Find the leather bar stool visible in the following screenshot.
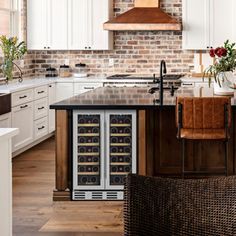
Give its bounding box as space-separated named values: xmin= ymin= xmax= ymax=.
xmin=176 ymin=97 xmax=232 ymax=178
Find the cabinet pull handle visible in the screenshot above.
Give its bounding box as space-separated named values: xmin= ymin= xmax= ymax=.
xmin=38 ymin=126 xmax=45 ymax=130
xmin=19 ymin=95 xmax=27 ymax=99
xmin=20 ymin=105 xmax=28 ymax=109
xmin=38 ymin=91 xmax=44 ymax=94
xmin=84 ymin=87 xmax=95 ymax=90
xmin=38 ymin=106 xmax=45 ymax=110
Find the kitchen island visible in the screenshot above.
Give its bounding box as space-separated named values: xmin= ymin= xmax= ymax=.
xmin=50 ymin=87 xmax=236 ymax=201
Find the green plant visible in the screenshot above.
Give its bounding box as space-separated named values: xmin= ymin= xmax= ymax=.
xmin=204 ymin=40 xmax=236 ymax=86
xmin=0 ymin=36 xmax=27 ymax=81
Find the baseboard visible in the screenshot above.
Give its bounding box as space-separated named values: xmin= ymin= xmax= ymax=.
xmin=12 ymin=132 xmax=55 ymax=157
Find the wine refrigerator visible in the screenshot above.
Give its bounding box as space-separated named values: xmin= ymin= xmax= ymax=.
xmin=73 ymin=110 xmax=136 ymax=200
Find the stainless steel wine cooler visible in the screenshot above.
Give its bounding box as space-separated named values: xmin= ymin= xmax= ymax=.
xmin=73 ymin=110 xmax=136 ymax=200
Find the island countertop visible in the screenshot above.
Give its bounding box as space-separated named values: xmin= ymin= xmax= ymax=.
xmin=50 ymin=86 xmax=236 ymax=110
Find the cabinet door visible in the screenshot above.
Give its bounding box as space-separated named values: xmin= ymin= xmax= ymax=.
xmin=68 ymin=0 xmax=88 ymax=50
xmin=27 ymin=0 xmax=48 ymax=50
xmin=0 ymin=113 xmax=11 ymax=128
xmin=89 ymin=0 xmax=113 ymax=50
xmin=105 ymin=111 xmax=137 ymax=190
xmin=182 ymin=0 xmax=210 ymax=50
xmin=210 ymin=0 xmax=236 ymax=47
xmin=48 ymin=83 xmax=56 ymax=133
xmin=56 ymin=83 xmax=74 ymax=102
xmin=12 ymin=102 xmax=34 ymax=152
xmin=73 ymin=111 xmax=105 ymax=193
xmin=49 ymin=0 xmax=68 ymax=49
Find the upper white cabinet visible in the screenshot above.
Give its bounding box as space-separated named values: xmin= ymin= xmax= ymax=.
xmin=209 ymin=0 xmax=236 ymax=48
xmin=27 ymin=0 xmax=68 ymax=50
xmin=27 ymin=0 xmax=47 ymax=50
xmin=68 ymin=0 xmax=113 ymax=50
xmin=27 ymin=0 xmax=113 ymax=50
xmin=182 ymin=0 xmax=236 ymax=50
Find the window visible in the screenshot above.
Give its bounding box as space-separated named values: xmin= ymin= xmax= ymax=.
xmin=0 ymin=0 xmax=20 ymax=37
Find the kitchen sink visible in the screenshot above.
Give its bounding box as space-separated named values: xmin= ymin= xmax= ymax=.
xmin=0 ymin=93 xmax=11 ymax=116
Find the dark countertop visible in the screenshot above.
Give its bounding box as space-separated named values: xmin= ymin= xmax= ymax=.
xmin=50 ymin=87 xmax=236 ymax=110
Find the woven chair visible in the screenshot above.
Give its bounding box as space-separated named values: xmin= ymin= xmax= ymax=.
xmin=124 ymin=174 xmax=236 ymax=236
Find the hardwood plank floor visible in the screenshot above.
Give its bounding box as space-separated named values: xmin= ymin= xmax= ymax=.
xmin=13 ymin=137 xmax=123 ymax=236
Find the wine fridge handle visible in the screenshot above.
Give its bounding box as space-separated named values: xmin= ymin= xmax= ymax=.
xmin=104 ymin=119 xmax=107 ymax=180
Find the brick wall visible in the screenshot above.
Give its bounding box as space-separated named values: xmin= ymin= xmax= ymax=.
xmin=1 ymin=0 xmax=195 ymax=80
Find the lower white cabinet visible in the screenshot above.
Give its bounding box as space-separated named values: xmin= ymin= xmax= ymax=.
xmin=34 ymin=117 xmax=48 ymax=140
xmin=74 ymin=83 xmax=103 ymax=95
xmin=34 ymin=97 xmax=48 ymax=120
xmin=12 ymin=102 xmax=34 ymax=152
xmin=0 ymin=113 xmax=11 ymax=128
xmin=56 ymin=82 xmax=74 ymax=102
xmin=48 ymin=83 xmax=56 ymax=133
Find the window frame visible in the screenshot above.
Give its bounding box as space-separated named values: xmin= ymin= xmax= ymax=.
xmin=0 ymin=0 xmax=20 ymax=37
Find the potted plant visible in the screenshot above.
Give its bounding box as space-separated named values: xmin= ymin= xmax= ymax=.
xmin=0 ymin=36 xmax=27 ymax=83
xmin=204 ymin=40 xmax=236 ymax=95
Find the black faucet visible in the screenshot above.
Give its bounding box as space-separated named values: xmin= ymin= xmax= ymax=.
xmin=159 ymin=60 xmax=167 ymax=106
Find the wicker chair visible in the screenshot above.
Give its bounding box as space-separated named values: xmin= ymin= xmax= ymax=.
xmin=124 ymin=174 xmax=236 ymax=236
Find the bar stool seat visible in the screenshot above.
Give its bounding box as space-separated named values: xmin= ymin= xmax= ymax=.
xmin=176 ymin=97 xmax=232 ymax=178
xmin=180 ymin=128 xmax=227 ymax=140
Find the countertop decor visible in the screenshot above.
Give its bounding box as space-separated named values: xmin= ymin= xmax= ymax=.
xmin=0 ymin=36 xmax=27 ymax=84
xmin=204 ymin=40 xmax=236 ymax=95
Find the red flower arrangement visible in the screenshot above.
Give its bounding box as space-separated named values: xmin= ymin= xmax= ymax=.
xmin=210 ymin=47 xmax=227 ymax=58
xmin=204 ymin=40 xmax=236 ymax=86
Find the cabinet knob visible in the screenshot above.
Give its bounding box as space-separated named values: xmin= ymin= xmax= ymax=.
xmin=49 ymin=85 xmax=52 ymax=88
xmin=207 ymin=46 xmax=209 ymax=49
xmin=48 ymin=47 xmax=50 ymax=49
xmin=88 ymin=47 xmax=91 ymax=49
xmin=44 ymin=46 xmax=46 ymax=49
xmin=85 ymin=47 xmax=87 ymax=49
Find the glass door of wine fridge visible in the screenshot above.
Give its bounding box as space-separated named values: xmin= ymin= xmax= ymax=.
xmin=73 ymin=111 xmax=105 ymax=191
xmin=105 ymin=111 xmax=137 ymax=190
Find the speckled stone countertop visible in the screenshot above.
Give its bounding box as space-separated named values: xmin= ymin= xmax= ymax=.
xmin=50 ymin=86 xmax=211 ymax=110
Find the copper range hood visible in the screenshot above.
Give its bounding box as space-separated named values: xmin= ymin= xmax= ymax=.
xmin=104 ymin=0 xmax=182 ymax=31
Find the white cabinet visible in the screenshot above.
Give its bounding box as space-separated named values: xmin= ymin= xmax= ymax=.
xmin=68 ymin=0 xmax=113 ymax=50
xmin=56 ymin=83 xmax=74 ymax=102
xmin=182 ymin=0 xmax=236 ymax=50
xmin=209 ymin=0 xmax=236 ymax=48
xmin=0 ymin=113 xmax=11 ymax=128
xmin=182 ymin=0 xmax=210 ymax=50
xmin=27 ymin=0 xmax=68 ymax=50
xmin=12 ymin=102 xmax=34 ymax=152
xmin=49 ymin=0 xmax=68 ymax=49
xmin=28 ymin=0 xmax=113 ymax=50
xmin=27 ymin=0 xmax=47 ymax=50
xmin=48 ymin=83 xmax=56 ymax=133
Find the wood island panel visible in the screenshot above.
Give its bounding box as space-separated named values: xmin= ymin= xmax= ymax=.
xmin=54 ymin=110 xmax=71 ymax=201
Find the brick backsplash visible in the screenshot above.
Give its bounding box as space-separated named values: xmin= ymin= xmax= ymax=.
xmin=1 ymin=0 xmax=195 ymax=80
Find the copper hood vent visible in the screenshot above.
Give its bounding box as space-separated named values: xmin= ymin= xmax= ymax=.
xmin=104 ymin=0 xmax=182 ymax=31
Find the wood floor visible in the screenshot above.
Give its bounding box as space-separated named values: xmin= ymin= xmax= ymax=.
xmin=13 ymin=137 xmax=123 ymax=236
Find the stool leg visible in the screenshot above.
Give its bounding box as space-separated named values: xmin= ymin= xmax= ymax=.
xmin=225 ymin=141 xmax=228 ymax=176
xmin=182 ymin=139 xmax=185 ymax=179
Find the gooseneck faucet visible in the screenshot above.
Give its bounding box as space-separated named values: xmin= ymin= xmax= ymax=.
xmin=160 ymin=60 xmax=167 ymax=106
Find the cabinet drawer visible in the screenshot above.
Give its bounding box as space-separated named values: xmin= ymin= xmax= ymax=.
xmin=12 ymin=89 xmax=34 ymax=107
xmin=74 ymin=83 xmax=102 ymax=95
xmin=34 ymin=85 xmax=48 ymax=100
xmin=34 ymin=98 xmax=48 ymax=120
xmin=34 ymin=117 xmax=48 ymax=140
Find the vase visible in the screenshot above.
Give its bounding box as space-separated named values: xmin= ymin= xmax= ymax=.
xmin=214 ymin=71 xmax=235 ymax=96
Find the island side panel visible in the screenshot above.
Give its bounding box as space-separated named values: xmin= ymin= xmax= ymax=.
xmin=54 ymin=110 xmax=71 ymax=201
xmin=153 ymin=107 xmax=235 ymax=176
